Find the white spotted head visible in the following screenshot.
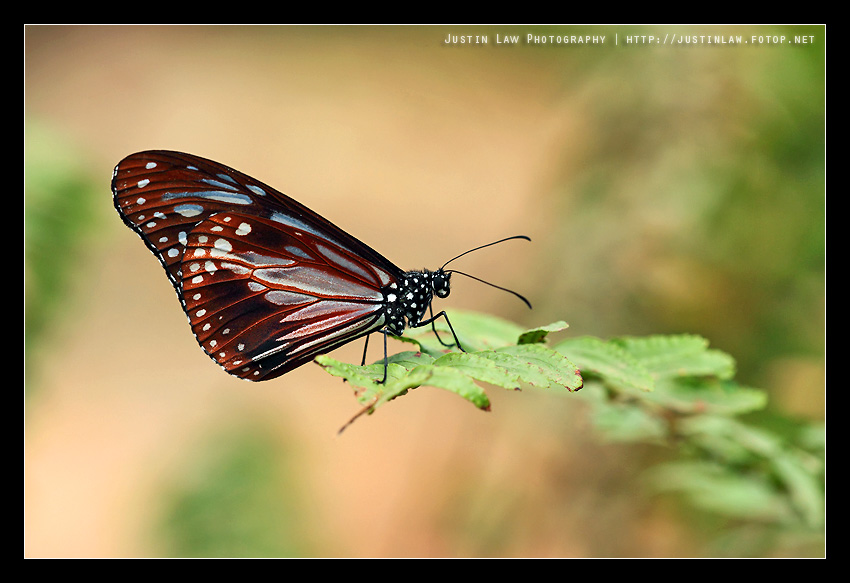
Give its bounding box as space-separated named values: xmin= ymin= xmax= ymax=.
xmin=432 ymin=269 xmax=451 ymax=299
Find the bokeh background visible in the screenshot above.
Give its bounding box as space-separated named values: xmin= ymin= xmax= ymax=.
xmin=24 ymin=25 xmax=825 ymax=557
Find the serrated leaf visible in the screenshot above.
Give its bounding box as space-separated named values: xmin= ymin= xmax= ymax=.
xmin=613 ymin=334 xmax=736 ymax=380
xmin=652 ymin=378 xmax=767 ymax=415
xmin=407 ymin=364 xmax=492 ymax=410
xmin=517 ymin=321 xmax=569 ymax=345
xmin=318 ymin=314 xmax=588 ymax=431
xmin=384 ymin=350 xmax=435 ymax=368
xmin=555 ymin=336 xmax=655 ymax=393
xmin=315 ymin=355 xmax=385 ymax=391
xmin=336 ymin=362 xmax=492 ymax=434
xmin=488 ymin=344 xmax=583 ymax=391
xmin=379 ymin=366 xmax=434 ymax=402
xmin=433 ymin=351 xmax=520 ymax=390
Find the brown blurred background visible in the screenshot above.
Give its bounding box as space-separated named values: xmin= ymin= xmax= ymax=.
xmin=24 ymin=25 xmax=825 ymax=557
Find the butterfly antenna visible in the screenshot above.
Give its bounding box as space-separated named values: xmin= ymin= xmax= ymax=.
xmin=443 ymin=270 xmax=532 ymax=309
xmin=439 ymin=235 xmax=532 ymax=308
xmin=440 ymin=235 xmax=531 ymax=270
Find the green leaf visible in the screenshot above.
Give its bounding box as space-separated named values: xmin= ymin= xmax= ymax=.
xmin=324 ymin=355 xmax=494 ymax=434
xmin=517 ymin=321 xmax=569 ymax=345
xmin=317 ymin=350 xmax=498 ymax=425
xmin=317 ymin=315 xmax=825 ymax=539
xmin=316 ymin=314 xmax=583 ymax=430
xmin=488 ymin=344 xmax=583 ymax=391
xmin=555 ymin=336 xmax=655 ymax=393
xmin=432 ymin=352 xmax=521 ymax=391
xmin=580 ymin=382 xmax=668 ymax=442
xmin=646 ymin=461 xmax=795 ymax=523
xmin=770 ymin=452 xmax=825 ymax=528
xmin=613 ymin=334 xmax=736 ymax=380
xmin=386 ymin=350 xmax=436 ymax=368
xmin=314 ymin=356 xmax=404 ymax=405
xmin=678 ymin=415 xmax=824 ymax=528
xmin=406 ymin=364 xmax=492 ymax=410
xmin=644 ymin=378 xmax=768 ymax=415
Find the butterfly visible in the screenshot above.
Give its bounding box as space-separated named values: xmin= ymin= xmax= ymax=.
xmin=112 ymin=150 xmax=530 ymax=382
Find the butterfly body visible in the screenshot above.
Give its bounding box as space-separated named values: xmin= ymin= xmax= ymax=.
xmin=385 ymin=269 xmax=451 ymax=336
xmin=112 ymin=150 xmax=461 ymax=382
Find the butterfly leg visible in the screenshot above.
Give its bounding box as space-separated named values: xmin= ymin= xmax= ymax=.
xmin=360 ymin=334 xmax=371 ymax=366
xmin=416 ymin=311 xmax=465 ymax=353
xmin=360 ymin=332 xmax=389 ymax=384
xmin=428 ymin=304 xmax=456 ymax=348
xmin=379 ymin=329 xmax=389 ymax=384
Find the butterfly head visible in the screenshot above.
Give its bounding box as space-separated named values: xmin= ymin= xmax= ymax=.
xmin=432 ymin=269 xmax=451 ymax=299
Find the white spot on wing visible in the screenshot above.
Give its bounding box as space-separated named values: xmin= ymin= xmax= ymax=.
xmin=174 ymin=204 xmax=203 ymax=218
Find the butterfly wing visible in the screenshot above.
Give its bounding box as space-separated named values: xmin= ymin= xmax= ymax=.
xmin=112 ymin=150 xmax=401 ymax=292
xmin=112 ymin=150 xmax=402 ymax=380
xmin=180 ymin=211 xmax=391 ymax=380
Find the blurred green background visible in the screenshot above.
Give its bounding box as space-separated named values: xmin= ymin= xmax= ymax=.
xmin=24 ymin=25 xmax=824 ymax=557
